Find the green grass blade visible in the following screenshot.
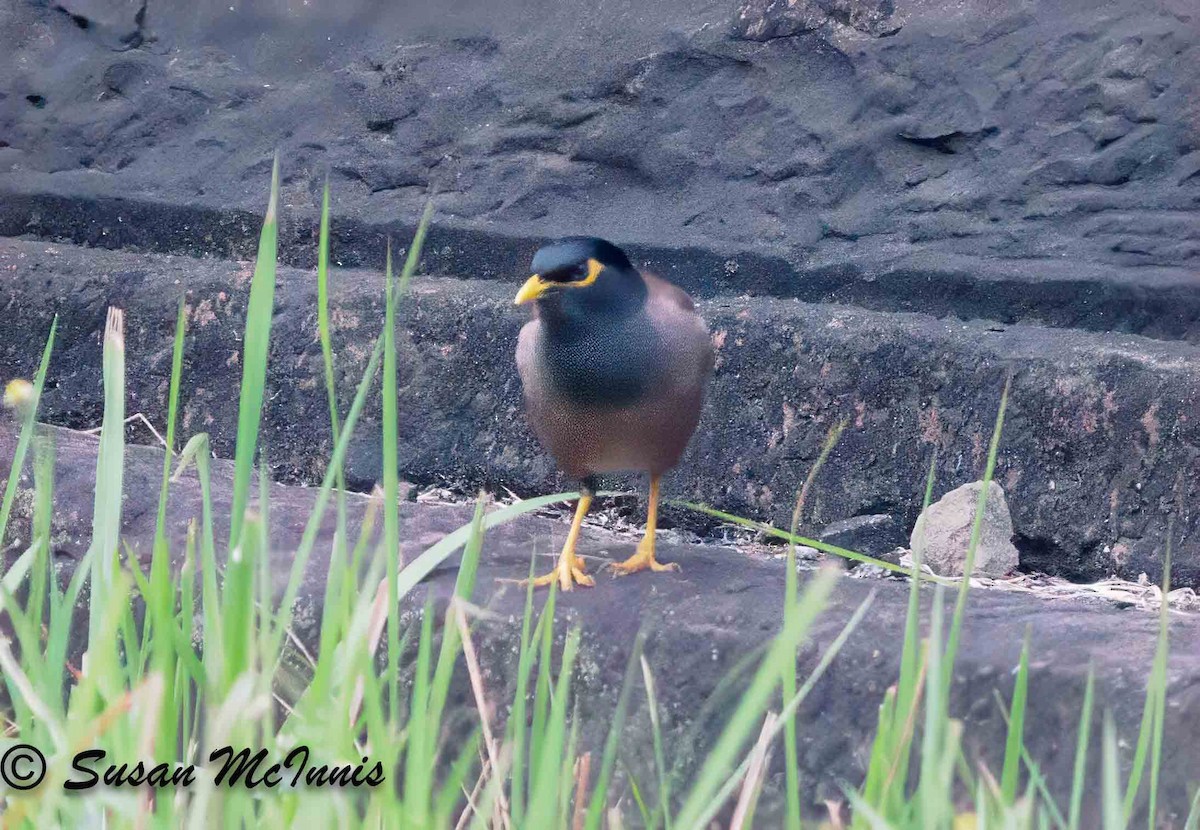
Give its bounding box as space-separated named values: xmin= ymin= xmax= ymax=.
xmin=397 ymin=201 xmax=434 ymax=297
xmin=674 ymin=567 xmax=838 ymax=830
xmin=694 ymin=590 xmax=875 ymax=829
xmin=1130 ymin=530 xmax=1171 ymax=826
xmin=509 ymin=550 xmax=540 ymax=826
xmin=383 ymin=240 xmax=402 ymax=719
xmin=380 ymin=203 xmax=432 ymax=717
xmin=531 ymin=584 xmax=559 ymax=797
xmin=783 ymin=420 xmax=845 ymax=830
xmin=265 ymin=332 xmax=384 ymax=663
xmin=316 ymin=179 xmax=343 ymax=457
xmin=858 ymin=452 xmax=937 ymax=820
xmin=1068 ymin=666 xmax=1096 ymax=830
xmin=1001 ymin=627 xmax=1031 ymax=803
xmin=151 ymin=298 xmax=187 ymax=548
xmin=670 ymin=501 xmax=942 ymax=581
xmin=403 ymin=592 xmax=437 ymax=828
xmin=222 ymin=506 xmax=259 ymax=684
xmin=888 ymin=451 xmax=938 ymax=815
xmin=584 ymin=634 xmax=644 ymax=830
xmin=1122 ymin=542 xmax=1171 ymax=822
xmin=0 ymin=316 xmax=56 ymax=546
xmin=87 ymin=307 xmax=126 ymax=646
xmin=994 ymin=692 xmax=1068 ymax=830
xmin=148 ymin=297 xmax=186 ymax=758
xmin=26 ymin=433 xmax=54 ymax=654
xmin=311 ymin=177 xmax=351 ymax=706
xmin=943 ymin=376 xmax=1010 ymax=695
xmin=643 ymin=655 xmax=673 ymax=830
xmin=626 ymin=762 xmax=655 ymax=828
xmin=174 ymin=433 xmax=224 ymax=685
xmin=844 ymin=786 xmax=903 ymax=830
xmin=528 ymin=627 xmax=582 ymax=829
xmin=918 ymin=585 xmax=947 ymax=829
xmin=561 ymin=701 xmax=582 ymax=824
xmin=395 ymin=492 xmax=586 ymax=597
xmin=228 ymin=153 xmax=279 ymax=550
xmin=1103 ymin=711 xmax=1126 ymax=830
xmin=435 ymin=727 xmax=481 ymax=827
xmin=1185 ymin=787 xmax=1200 ymax=830
xmin=426 ymin=494 xmax=487 ymax=738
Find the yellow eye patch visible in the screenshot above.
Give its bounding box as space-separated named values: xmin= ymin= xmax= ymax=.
xmin=579 ymin=257 xmax=603 ymax=287
xmin=513 ymin=258 xmax=605 ymax=304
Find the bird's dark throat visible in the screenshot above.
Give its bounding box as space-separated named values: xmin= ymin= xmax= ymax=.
xmin=540 ymin=308 xmax=663 ymax=408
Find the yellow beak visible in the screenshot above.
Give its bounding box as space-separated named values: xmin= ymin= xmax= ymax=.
xmin=514 ymin=274 xmax=552 ymax=305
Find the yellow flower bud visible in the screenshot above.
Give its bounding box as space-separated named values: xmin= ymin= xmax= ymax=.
xmin=3 ymin=378 xmax=34 ymax=412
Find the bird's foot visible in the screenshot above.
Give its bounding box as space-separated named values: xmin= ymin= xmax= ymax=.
xmin=608 ymin=538 xmax=679 ymax=576
xmin=524 ymin=553 xmax=595 ymax=591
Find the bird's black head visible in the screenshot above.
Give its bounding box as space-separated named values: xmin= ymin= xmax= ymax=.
xmin=514 ymin=237 xmax=646 ymax=320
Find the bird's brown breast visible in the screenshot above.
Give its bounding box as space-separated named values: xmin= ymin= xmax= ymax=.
xmin=516 ymin=271 xmax=713 ymax=479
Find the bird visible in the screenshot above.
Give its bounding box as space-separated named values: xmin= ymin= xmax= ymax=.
xmin=514 ymin=237 xmax=714 ymax=590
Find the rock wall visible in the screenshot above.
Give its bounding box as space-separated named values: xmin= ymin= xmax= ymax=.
xmin=3 ymin=0 xmax=1197 ymax=273
xmin=1 ymin=0 xmax=1197 ymax=583
xmin=2 ymin=239 xmax=1197 ymax=587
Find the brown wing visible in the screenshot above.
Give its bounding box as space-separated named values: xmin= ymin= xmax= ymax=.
xmin=642 ymin=270 xmax=715 ymax=380
xmin=642 ymin=270 xmax=696 ymax=312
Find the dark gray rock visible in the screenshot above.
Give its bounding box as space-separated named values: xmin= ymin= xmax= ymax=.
xmin=818 ymin=513 xmax=906 ymax=559
xmin=1 ymin=0 xmax=1197 ymax=815
xmin=1 ymin=238 xmax=1198 ymax=589
xmin=3 ymin=422 xmax=1200 ymax=824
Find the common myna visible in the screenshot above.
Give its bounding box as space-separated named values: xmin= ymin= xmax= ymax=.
xmin=514 ymin=237 xmax=714 ymax=590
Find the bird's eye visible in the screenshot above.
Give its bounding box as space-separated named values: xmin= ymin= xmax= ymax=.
xmin=544 ymin=264 xmax=587 ymax=283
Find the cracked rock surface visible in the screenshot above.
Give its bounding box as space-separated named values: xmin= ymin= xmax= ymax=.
xmin=2 ymin=0 xmax=1198 ymax=289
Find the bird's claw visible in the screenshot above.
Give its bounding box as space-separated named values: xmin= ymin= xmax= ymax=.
xmin=523 ymin=557 xmax=594 ymax=591
xmin=608 ymin=543 xmax=680 ymax=576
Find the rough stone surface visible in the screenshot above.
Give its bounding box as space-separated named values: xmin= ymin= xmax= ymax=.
xmin=2 ymin=238 xmax=1197 ymax=588
xmin=912 ymin=481 xmax=1020 ymax=577
xmin=734 ymin=0 xmax=901 ymax=41
xmin=3 ymin=422 xmax=1200 ymax=824
xmin=1 ymin=0 xmax=1198 ymax=817
xmin=1 ymin=0 xmax=1199 ymax=341
xmin=818 ymin=513 xmax=906 ymax=559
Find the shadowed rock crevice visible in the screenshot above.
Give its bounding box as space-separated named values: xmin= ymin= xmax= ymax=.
xmin=1014 ymin=533 xmax=1110 ymax=584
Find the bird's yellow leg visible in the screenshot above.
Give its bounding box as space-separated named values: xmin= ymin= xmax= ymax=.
xmin=610 ymin=476 xmax=680 ymax=576
xmin=525 ymin=495 xmax=595 ymax=590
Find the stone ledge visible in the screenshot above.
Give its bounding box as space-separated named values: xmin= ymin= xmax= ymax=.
xmin=1 ymin=238 xmax=1196 ymax=585
xmin=2 ymin=184 xmax=1198 ymax=344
